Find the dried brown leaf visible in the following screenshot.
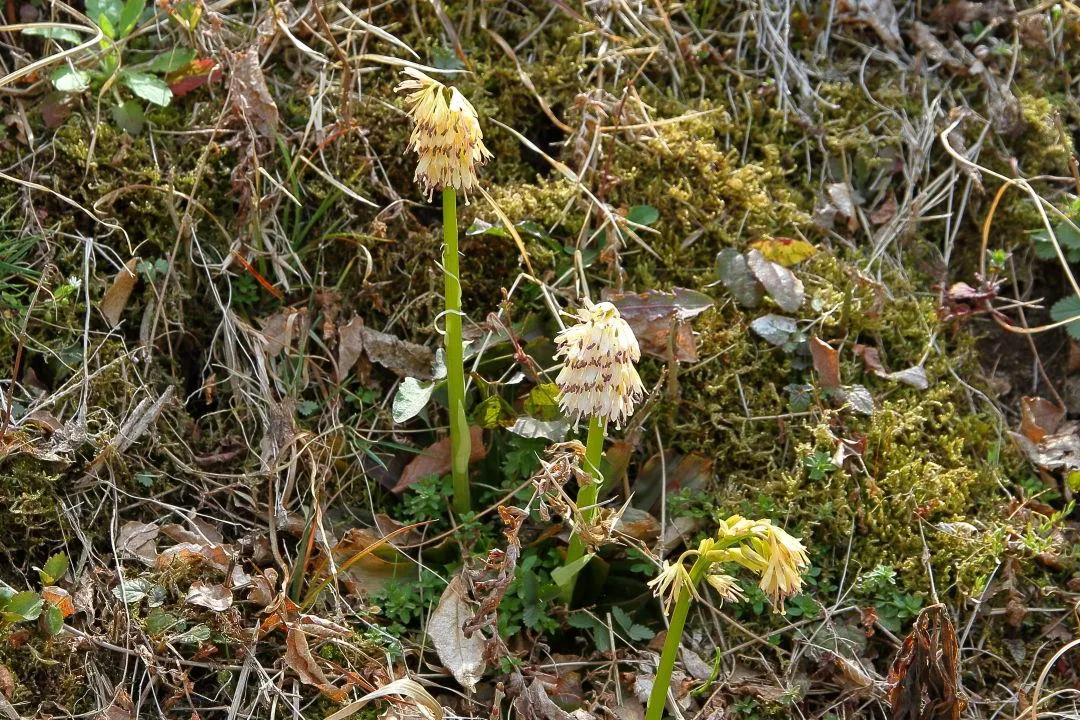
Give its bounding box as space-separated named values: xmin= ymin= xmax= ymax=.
xmin=746 ymin=250 xmax=804 ymax=312
xmin=602 ymin=287 xmax=713 ymax=362
xmin=230 ymin=47 xmax=278 ymax=138
xmin=810 ymin=337 xmax=841 ymax=390
xmin=837 ymin=0 xmax=902 ymax=49
xmin=908 ymin=22 xmax=967 ymax=73
xmin=429 ymin=574 xmax=487 ymax=692
xmin=260 ymin=308 xmax=310 ymax=356
xmin=1020 ymin=396 xmax=1065 ymax=443
xmin=284 ymin=625 xmax=330 ymax=687
xmin=185 ymin=581 xmax=233 ymax=612
xmin=116 ymin=521 xmax=159 ymax=565
xmin=359 ymin=324 xmax=435 ymax=379
xmin=887 ymin=604 xmax=964 ymax=720
xmin=393 ymin=427 xmax=487 ymax=493
xmin=100 ymin=258 xmax=138 ymax=327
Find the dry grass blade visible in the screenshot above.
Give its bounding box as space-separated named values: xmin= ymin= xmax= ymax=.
xmin=324 ymin=677 xmax=444 ymax=720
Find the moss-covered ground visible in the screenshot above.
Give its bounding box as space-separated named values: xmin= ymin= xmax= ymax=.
xmin=0 ymin=1 xmax=1077 ymax=718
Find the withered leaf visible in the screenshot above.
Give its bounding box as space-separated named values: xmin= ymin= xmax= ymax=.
xmin=230 ymin=47 xmax=278 ymax=138
xmin=184 ymin=581 xmax=233 ymax=612
xmin=116 ymin=521 xmax=159 ymax=565
xmin=837 ymin=0 xmax=902 ymax=49
xmin=284 ymin=626 xmax=331 ymax=687
xmin=716 ymin=248 xmax=763 ymax=308
xmin=429 ymin=574 xmax=487 ymax=692
xmin=393 ymin=426 xmax=487 ymax=493
xmin=100 ymin=258 xmax=138 ymax=327
xmin=1020 ymin=396 xmax=1065 ymax=444
xmin=602 ymin=287 xmax=713 ymax=362
xmin=338 ymin=317 xmax=435 ymax=380
xmin=908 ymin=22 xmax=967 ymax=73
xmin=260 ymin=308 xmax=310 ymax=356
xmin=810 ymin=337 xmax=841 ymax=390
xmin=887 ymin=604 xmax=964 ymax=720
xmin=746 ymin=249 xmax=804 ymax=312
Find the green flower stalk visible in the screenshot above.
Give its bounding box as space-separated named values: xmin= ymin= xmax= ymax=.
xmin=554 ymin=300 xmax=645 ymax=604
xmin=645 ymin=517 xmax=811 ymax=720
xmin=397 ymin=68 xmax=492 ymax=515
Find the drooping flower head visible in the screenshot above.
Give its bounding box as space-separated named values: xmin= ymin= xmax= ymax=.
xmin=554 ymin=299 xmax=645 ymax=428
xmin=755 ymin=523 xmax=811 ymax=611
xmin=395 ymin=68 xmax=493 ymax=199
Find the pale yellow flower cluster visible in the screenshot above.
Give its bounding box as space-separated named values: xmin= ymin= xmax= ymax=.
xmin=395 ymin=68 xmax=492 ymax=199
xmin=554 ymin=299 xmax=645 ymax=428
xmin=648 ymin=517 xmax=810 ymax=614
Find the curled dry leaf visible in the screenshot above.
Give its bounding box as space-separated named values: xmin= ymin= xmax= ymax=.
xmin=229 ymin=47 xmax=278 ymax=138
xmin=887 ymin=604 xmax=964 ymax=720
xmin=745 ymin=249 xmax=804 ymax=312
xmin=116 ymin=521 xmax=159 ymax=566
xmin=602 ymin=287 xmax=713 ymax=362
xmin=428 ymin=574 xmax=487 ymax=692
xmin=185 ymin=581 xmax=233 ymax=612
xmin=100 ymin=258 xmax=139 ymax=327
xmin=260 ymin=308 xmax=310 ymax=356
xmin=338 ymin=316 xmax=436 ymax=380
xmin=1020 ymin=396 xmax=1065 ymax=443
xmin=393 ymin=426 xmax=487 ymax=493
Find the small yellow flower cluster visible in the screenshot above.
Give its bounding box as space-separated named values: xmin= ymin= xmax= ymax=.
xmin=554 ymin=299 xmax=645 ymax=428
xmin=395 ymin=68 xmax=493 ymax=199
xmin=648 ymin=516 xmax=810 ymax=614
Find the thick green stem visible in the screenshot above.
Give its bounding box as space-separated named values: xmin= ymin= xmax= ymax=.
xmin=646 ymin=559 xmax=708 ymax=720
xmin=560 ymin=415 xmax=606 ymax=604
xmin=443 ymin=188 xmax=471 ymax=515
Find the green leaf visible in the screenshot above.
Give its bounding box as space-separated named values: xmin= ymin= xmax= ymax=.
xmin=627 ymin=623 xmax=655 ymax=641
xmin=97 ymin=12 xmax=116 ymax=39
xmin=567 ymin=611 xmax=597 ymax=630
xmin=50 ymin=66 xmax=90 ymax=93
xmin=145 ymin=608 xmax=182 ymax=634
xmin=121 ymin=71 xmax=171 ymax=106
xmin=40 ymin=552 xmax=69 ymax=585
xmin=22 ymin=27 xmax=83 ymax=44
xmin=473 ymin=394 xmax=506 ymax=429
xmin=117 ymin=0 xmax=145 ymax=37
xmin=626 ymin=205 xmax=659 ymax=227
xmin=551 ymin=553 xmax=595 ymax=588
xmin=611 ymin=605 xmax=633 ymax=631
xmin=1055 ymin=220 xmax=1080 ymax=249
xmin=1051 ymin=295 xmax=1080 ymax=340
xmin=392 ymin=377 xmax=435 ymax=424
xmin=42 ymin=604 xmax=64 ymax=636
xmin=112 ymin=577 xmax=154 ymax=604
xmin=148 ymin=47 xmax=196 ymax=74
xmin=5 ymin=591 xmax=44 ymax=621
xmin=173 ymin=623 xmax=211 ymax=644
xmin=111 ymin=100 xmax=145 ymax=135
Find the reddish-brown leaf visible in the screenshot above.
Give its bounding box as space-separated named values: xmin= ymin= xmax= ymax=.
xmin=393 ymin=426 xmax=487 ymax=492
xmin=887 ymin=604 xmax=964 ymax=720
xmin=810 ymin=337 xmax=841 ymax=390
xmin=1020 ymin=396 xmax=1065 ymax=444
xmin=602 ymin=287 xmax=713 ymax=362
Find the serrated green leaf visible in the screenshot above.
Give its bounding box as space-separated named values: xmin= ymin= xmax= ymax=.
xmin=627 ymin=623 xmax=655 ymax=641
xmin=50 ymin=66 xmax=90 ymax=93
xmin=42 ymin=604 xmax=64 ymax=636
xmin=5 ymin=591 xmax=44 ymax=620
xmin=148 ymin=47 xmax=196 ymax=74
xmin=1051 ymin=295 xmax=1080 ymax=339
xmin=40 ymin=552 xmax=69 ymax=585
xmin=145 ymin=608 xmax=182 ymax=634
xmin=112 ymin=577 xmax=154 ymax=604
xmin=22 ymin=27 xmax=83 ymax=44
xmin=1055 ymin=220 xmax=1080 ymax=249
xmin=611 ymin=605 xmax=633 ymax=631
xmin=121 ymin=71 xmax=171 ymax=106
